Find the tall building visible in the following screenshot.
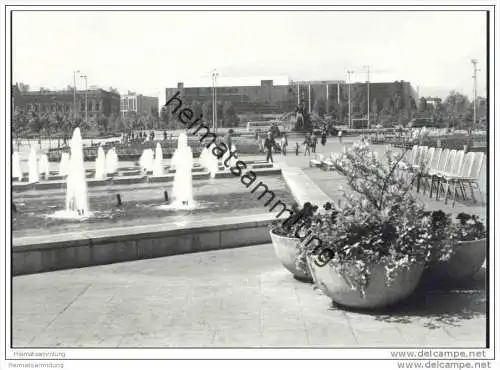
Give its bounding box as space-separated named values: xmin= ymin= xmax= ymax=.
xmin=13 ymin=85 xmax=121 ymax=119
xmin=120 ymin=92 xmax=159 ymax=117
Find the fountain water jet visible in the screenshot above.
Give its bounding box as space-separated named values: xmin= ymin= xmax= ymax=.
xmin=170 ymin=132 xmax=194 ymax=208
xmin=28 ymin=146 xmax=39 ymax=184
xmin=59 ymin=152 xmax=70 ymax=177
xmin=94 ymin=145 xmax=106 ymax=179
xmin=38 ymin=154 xmax=50 ymax=180
xmin=12 ymin=152 xmax=22 ymax=181
xmin=105 ymin=148 xmax=118 ymax=175
xmin=62 ymin=127 xmax=89 ymax=217
xmin=139 ymin=149 xmax=154 ymax=173
xmin=153 ymin=143 xmax=164 ymax=176
xmin=206 ymin=143 xmax=219 ymax=179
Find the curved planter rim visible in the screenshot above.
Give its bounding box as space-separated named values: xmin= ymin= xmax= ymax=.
xmin=269 ymin=229 xmax=313 ymax=282
xmin=307 ymin=255 xmax=425 ymax=309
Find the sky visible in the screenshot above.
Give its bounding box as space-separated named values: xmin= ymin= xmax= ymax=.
xmin=12 ymin=10 xmax=488 ymax=99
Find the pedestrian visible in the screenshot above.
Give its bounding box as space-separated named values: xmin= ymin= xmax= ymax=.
xmin=280 ymin=133 xmax=288 ymax=156
xmin=264 ymin=131 xmax=275 ymax=163
xmin=338 ymin=130 xmax=343 ymax=143
xmin=321 ymin=130 xmax=327 ymax=146
xmin=311 ymin=132 xmax=318 ymax=153
xmin=224 ymin=129 xmax=234 ymax=152
xmin=303 ymin=134 xmax=311 ymax=156
xmin=295 ymin=142 xmax=300 ymax=156
xmin=163 ymin=130 xmax=167 ymax=141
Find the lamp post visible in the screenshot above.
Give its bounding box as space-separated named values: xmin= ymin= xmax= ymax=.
xmin=73 ymin=70 xmax=80 ymax=123
xmin=212 ymin=70 xmax=219 ymax=133
xmin=363 ymin=65 xmax=370 ymax=129
xmin=347 ymin=70 xmax=354 ymax=128
xmin=471 ymin=59 xmax=478 ymax=133
xmin=80 ymin=74 xmax=88 ymax=127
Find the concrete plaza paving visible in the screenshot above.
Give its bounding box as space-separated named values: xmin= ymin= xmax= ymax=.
xmin=11 ymin=136 xmax=489 ymax=348
xmin=12 ymin=243 xmax=486 ymax=348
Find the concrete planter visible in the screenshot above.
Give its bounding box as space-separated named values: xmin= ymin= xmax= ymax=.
xmin=423 ymin=238 xmax=486 ymax=283
xmin=307 ymin=256 xmax=425 ymax=309
xmin=269 ymin=230 xmax=312 ymax=282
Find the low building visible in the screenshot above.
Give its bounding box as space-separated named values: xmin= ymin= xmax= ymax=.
xmin=12 ymin=85 xmax=121 ymax=118
xmin=120 ymin=92 xmax=159 ymax=117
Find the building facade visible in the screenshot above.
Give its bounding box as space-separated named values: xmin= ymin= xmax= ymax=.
xmin=164 ymin=78 xmax=417 ymax=120
xmin=120 ymin=93 xmax=159 ymax=116
xmin=12 ymin=85 xmax=121 ymax=119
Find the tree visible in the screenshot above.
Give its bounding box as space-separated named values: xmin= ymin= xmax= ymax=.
xmin=313 ymin=99 xmax=326 ymax=117
xmin=382 ymin=97 xmax=394 ymax=115
xmin=191 ymin=101 xmax=202 ymax=120
xmin=418 ymin=97 xmax=427 ymax=113
xmin=202 ymin=101 xmax=212 ymax=124
xmin=222 ymin=101 xmax=238 ymax=127
xmin=160 ymin=106 xmax=170 ymax=128
xmin=371 ymin=98 xmax=381 ymax=122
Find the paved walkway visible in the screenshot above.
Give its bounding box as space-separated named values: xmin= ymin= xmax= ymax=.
xmin=11 ymin=136 xmax=488 ymax=348
xmin=12 ymin=244 xmax=486 ymax=348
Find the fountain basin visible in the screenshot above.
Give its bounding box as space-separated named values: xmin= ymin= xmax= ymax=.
xmin=112 ymin=176 xmax=147 ymax=185
xmin=12 ymin=213 xmax=276 ymax=276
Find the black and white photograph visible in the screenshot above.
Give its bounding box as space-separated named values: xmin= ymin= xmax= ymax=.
xmin=1 ymin=1 xmax=498 ymax=369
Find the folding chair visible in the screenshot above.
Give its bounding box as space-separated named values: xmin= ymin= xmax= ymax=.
xmin=421 ymin=147 xmax=442 ymax=195
xmin=431 ymin=149 xmax=456 ymax=200
xmin=437 ymin=150 xmax=465 ymax=202
xmin=450 ymin=152 xmax=485 ymax=204
xmin=440 ymin=151 xmax=475 ymax=206
xmin=415 ymin=147 xmax=435 ymax=193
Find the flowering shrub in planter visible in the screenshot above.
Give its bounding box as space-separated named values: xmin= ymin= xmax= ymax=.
xmin=269 ymin=203 xmax=318 ymax=281
xmin=299 ymin=144 xmax=452 ymax=308
xmin=422 ymin=212 xmax=487 ymax=283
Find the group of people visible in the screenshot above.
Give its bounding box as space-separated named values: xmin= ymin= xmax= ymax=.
xmin=262 ymin=127 xmax=334 ymax=163
xmin=262 ymin=130 xmax=288 ymax=164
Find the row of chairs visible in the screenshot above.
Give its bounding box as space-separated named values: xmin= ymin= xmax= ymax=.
xmin=406 ymin=145 xmax=485 ymax=207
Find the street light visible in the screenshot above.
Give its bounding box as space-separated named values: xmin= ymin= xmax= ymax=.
xmin=80 ymin=74 xmax=88 ymax=126
xmin=471 ymin=59 xmax=479 ymax=132
xmin=363 ymin=65 xmax=370 ymax=129
xmin=73 ymin=70 xmax=81 ymax=122
xmin=212 ymin=69 xmax=219 ymax=133
xmin=347 ymin=70 xmax=354 ymax=128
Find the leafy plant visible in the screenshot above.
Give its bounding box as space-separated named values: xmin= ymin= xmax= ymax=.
xmin=300 ymin=144 xmax=452 ymax=296
xmin=449 ymin=213 xmax=486 ymax=242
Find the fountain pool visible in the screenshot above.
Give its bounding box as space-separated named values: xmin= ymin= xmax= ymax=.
xmin=12 ymin=176 xmax=294 ymax=238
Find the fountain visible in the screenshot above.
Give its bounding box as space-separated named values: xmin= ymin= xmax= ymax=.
xmin=206 ymin=143 xmax=219 ymax=179
xmin=12 ymin=152 xmax=22 ymax=181
xmin=61 ymin=127 xmax=89 ymax=217
xmin=139 ymin=149 xmax=154 ymax=173
xmin=105 ymin=148 xmax=118 ymax=175
xmin=28 ymin=146 xmax=39 ymax=184
xmin=38 ymin=154 xmax=50 ymax=181
xmin=94 ymin=145 xmax=106 ymax=179
xmin=170 ymin=132 xmax=194 ymax=208
xmin=153 ymin=143 xmax=164 ymax=176
xmin=59 ymin=152 xmax=70 ymax=177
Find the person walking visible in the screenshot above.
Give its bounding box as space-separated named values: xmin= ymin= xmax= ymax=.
xmin=280 ymin=133 xmax=288 ymax=156
xmin=264 ymin=132 xmax=275 ymax=163
xmin=321 ymin=130 xmax=327 ymax=146
xmin=338 ymin=129 xmax=343 ymax=143
xmin=303 ymin=134 xmax=311 ymax=156
xmin=224 ymin=129 xmax=234 ymax=152
xmin=295 ymin=141 xmax=300 ymax=156
xmin=311 ymin=132 xmax=318 ymax=153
